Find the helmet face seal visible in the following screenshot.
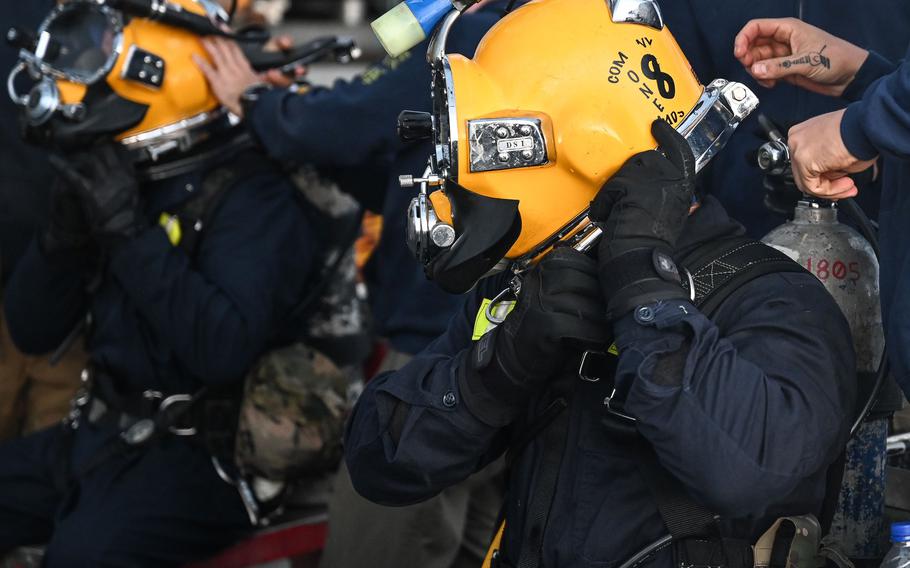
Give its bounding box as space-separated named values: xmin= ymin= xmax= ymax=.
xmin=425 ymin=181 xmax=521 ymax=294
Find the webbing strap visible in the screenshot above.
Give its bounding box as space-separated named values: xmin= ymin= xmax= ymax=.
xmin=680 ymin=237 xmax=808 ymax=316
xmin=516 ymin=407 xmax=570 ymax=568
xmin=636 ymin=450 xmax=717 ymax=540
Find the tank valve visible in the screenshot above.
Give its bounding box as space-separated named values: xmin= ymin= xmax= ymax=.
xmin=756 ymin=114 xmax=791 ymax=177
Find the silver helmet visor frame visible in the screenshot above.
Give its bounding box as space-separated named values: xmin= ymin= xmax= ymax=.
xmin=21 ymin=1 xmax=125 ymax=86
xmin=522 ymin=78 xmax=760 ymax=268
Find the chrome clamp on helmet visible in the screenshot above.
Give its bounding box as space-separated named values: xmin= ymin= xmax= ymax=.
xmin=383 ymin=0 xmax=760 ymax=293
xmin=7 ymin=0 xmax=231 ymax=157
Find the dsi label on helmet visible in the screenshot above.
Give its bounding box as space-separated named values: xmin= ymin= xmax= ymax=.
xmin=468 ymin=119 xmax=549 ymax=173
xmin=497 ymin=137 xmax=534 ymax=153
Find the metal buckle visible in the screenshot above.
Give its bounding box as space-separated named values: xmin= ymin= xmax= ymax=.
xmin=578 ymin=350 xmax=609 ymax=383
xmin=121 ymin=418 xmax=156 ymax=445
xmin=578 ymin=353 xmax=639 ymax=422
xmin=212 ymin=457 xmax=261 ymax=526
xmin=604 ymin=388 xmax=637 ymax=423
xmin=683 ymin=267 xmax=696 ymax=303
xmin=159 ymin=394 xmax=197 ymax=436
xmin=64 ymin=367 xmax=93 ymax=429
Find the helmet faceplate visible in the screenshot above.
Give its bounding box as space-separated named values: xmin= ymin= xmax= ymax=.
xmin=8 ymin=0 xmax=225 ymax=156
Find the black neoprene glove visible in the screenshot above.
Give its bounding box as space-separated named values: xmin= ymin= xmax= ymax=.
xmin=49 ymin=144 xmax=146 ymax=250
xmin=589 ymin=119 xmax=695 ymax=320
xmin=39 ymin=177 xmax=93 ymax=257
xmin=459 ymin=248 xmax=610 ymax=424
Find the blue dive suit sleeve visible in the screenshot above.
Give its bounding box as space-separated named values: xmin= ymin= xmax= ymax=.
xmin=612 ymin=272 xmax=856 ymax=519
xmin=344 ymin=287 xmax=511 ymax=506
xmin=246 ymin=50 xmax=428 ymax=170
xmin=3 ymin=243 xmax=90 ymax=354
xmin=842 ymin=51 xmax=910 ymax=160
xmin=107 ymin=175 xmax=315 ymax=386
xmin=842 ymin=51 xmax=899 ymax=102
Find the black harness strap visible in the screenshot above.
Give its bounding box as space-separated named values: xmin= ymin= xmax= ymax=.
xmin=516 ymin=405 xmax=570 ymax=568
xmin=636 ymin=452 xmax=718 ymax=540
xmin=679 ymin=236 xmax=808 ymax=315
xmin=632 ymin=237 xmax=809 ymax=547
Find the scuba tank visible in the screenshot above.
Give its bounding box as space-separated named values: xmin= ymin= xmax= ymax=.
xmin=757 ymin=117 xmax=890 ymax=560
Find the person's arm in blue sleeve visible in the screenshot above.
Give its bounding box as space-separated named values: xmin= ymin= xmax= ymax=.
xmin=842 ymin=51 xmax=899 ymax=102
xmin=842 ymin=55 xmax=910 ymax=160
xmin=345 ymin=285 xmax=513 ymax=506
xmin=3 ymin=243 xmax=91 ymax=354
xmin=243 ymin=6 xmax=500 ymax=170
xmin=246 ymin=49 xmax=427 ymax=169
xmin=612 ymin=272 xmax=855 ymax=519
xmin=107 ymin=175 xmax=315 ymax=385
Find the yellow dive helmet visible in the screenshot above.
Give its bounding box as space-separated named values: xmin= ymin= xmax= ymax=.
xmin=397 ymin=0 xmax=758 ymax=293
xmin=8 ymin=0 xmax=230 ymax=159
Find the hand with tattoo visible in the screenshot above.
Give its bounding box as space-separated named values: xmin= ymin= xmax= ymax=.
xmin=734 ymin=18 xmax=869 ymax=97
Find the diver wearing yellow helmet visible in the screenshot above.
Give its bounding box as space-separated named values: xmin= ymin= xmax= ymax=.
xmin=0 ymin=0 xmax=336 ymax=563
xmin=344 ymin=2 xmax=857 ymax=567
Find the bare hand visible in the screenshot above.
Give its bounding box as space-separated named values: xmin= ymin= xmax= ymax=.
xmin=734 ymin=18 xmax=868 ymax=97
xmin=194 ymin=37 xmax=262 ymax=118
xmin=788 ymin=109 xmax=877 ymax=199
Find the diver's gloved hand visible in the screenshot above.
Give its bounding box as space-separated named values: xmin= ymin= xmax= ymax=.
xmin=49 ymin=145 xmax=146 ymax=249
xmin=589 ymin=119 xmax=695 ymax=320
xmin=39 ymin=178 xmax=93 ymax=257
xmin=459 ymin=248 xmax=609 ymax=424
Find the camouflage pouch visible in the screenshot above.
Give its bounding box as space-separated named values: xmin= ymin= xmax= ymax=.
xmin=234 ymin=342 xmax=351 ymax=481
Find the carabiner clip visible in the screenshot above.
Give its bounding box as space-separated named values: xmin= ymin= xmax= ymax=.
xmin=485 ymin=275 xmax=523 ymax=325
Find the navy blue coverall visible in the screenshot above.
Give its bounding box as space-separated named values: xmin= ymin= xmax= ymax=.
xmin=345 ymin=197 xmax=856 ymax=568
xmin=660 ymin=0 xmax=910 ymax=237
xmin=836 ymin=45 xmax=910 ymax=401
xmin=246 ymin=1 xmax=511 ymax=355
xmin=0 ymin=152 xmax=322 ymax=565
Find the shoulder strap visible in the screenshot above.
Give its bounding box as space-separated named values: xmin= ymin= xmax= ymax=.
xmin=633 ymin=237 xmax=809 ymax=548
xmin=176 ymin=150 xmax=277 ymax=258
xmin=681 ymin=236 xmax=809 ymax=317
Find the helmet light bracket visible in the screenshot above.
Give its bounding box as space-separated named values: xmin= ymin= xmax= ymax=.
xmin=676 ymin=78 xmax=759 ymax=173
xmin=404 ymin=165 xmax=452 ymax=266
xmin=121 ymin=45 xmax=167 ymax=89
xmin=608 ymin=0 xmax=664 ymax=30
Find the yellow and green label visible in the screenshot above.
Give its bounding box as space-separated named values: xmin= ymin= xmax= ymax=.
xmin=472 ymin=299 xmax=517 ymax=341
